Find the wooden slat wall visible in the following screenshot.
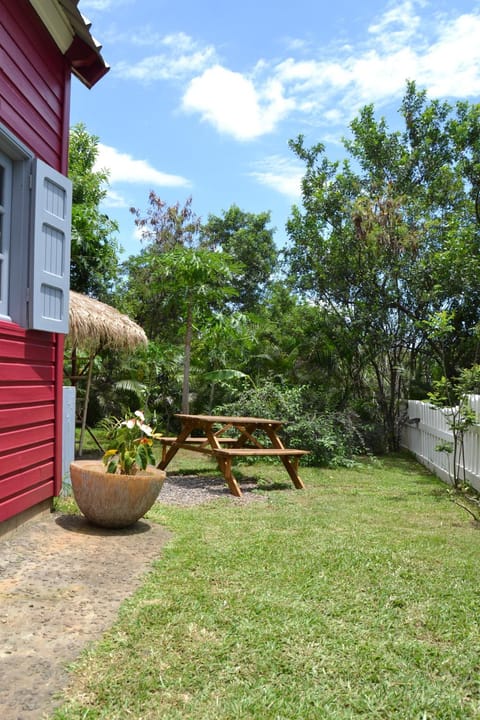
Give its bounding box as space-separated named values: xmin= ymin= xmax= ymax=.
xmin=0 ymin=0 xmax=67 ymax=168
xmin=0 ymin=323 xmax=57 ymax=521
xmin=0 ymin=1 xmax=71 ymax=522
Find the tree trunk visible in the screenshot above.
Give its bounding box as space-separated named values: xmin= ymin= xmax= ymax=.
xmin=182 ymin=303 xmax=193 ymax=413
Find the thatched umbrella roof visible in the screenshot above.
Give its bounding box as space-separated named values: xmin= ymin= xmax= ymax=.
xmin=67 ymin=292 xmax=148 ymax=456
xmin=68 ymin=291 xmax=148 ymax=352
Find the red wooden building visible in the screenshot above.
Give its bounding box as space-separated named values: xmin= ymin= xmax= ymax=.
xmin=0 ymin=0 xmax=108 ymax=533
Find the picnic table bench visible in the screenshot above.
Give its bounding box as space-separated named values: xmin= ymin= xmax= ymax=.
xmin=157 ymin=414 xmax=308 ymax=497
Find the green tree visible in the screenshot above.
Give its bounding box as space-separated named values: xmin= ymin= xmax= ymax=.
xmin=124 ymin=194 xmax=204 ymax=340
xmin=156 ymin=247 xmax=241 ymax=412
xmin=124 ymin=193 xmax=243 ymax=413
xmin=69 ymin=123 xmax=119 ymax=298
xmin=286 ymin=82 xmax=480 ymax=450
xmin=201 ymin=205 xmax=278 ymax=311
xmin=193 ymin=311 xmax=257 ymax=411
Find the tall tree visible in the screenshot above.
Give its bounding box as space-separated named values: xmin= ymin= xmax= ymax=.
xmin=157 ymin=247 xmax=241 ymax=412
xmin=69 ymin=123 xmax=119 ymax=298
xmin=286 ymin=82 xmax=480 ymax=449
xmin=201 ymin=205 xmax=278 ymax=312
xmin=124 ymin=193 xmax=242 ymax=412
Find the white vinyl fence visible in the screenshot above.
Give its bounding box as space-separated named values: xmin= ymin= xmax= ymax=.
xmin=401 ymin=394 xmax=480 ymax=491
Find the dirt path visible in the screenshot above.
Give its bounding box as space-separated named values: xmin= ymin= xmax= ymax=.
xmin=0 ymin=511 xmax=171 ymax=720
xmin=0 ymin=474 xmax=265 ymax=720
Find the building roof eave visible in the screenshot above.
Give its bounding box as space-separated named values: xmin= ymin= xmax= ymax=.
xmin=59 ymin=0 xmax=109 ymax=88
xmin=29 ymin=0 xmax=109 ymax=89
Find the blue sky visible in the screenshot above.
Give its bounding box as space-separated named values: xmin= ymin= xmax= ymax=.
xmin=71 ymin=0 xmax=480 ymax=257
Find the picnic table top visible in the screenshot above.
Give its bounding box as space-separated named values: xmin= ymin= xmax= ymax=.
xmin=174 ymin=413 xmax=284 ymax=426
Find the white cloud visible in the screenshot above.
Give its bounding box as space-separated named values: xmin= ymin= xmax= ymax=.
xmin=250 ymin=156 xmax=303 ymax=200
xmin=349 ymin=46 xmax=418 ymax=103
xmin=182 ymin=65 xmax=295 ymax=140
xmin=80 ymin=0 xmax=131 ymax=10
xmin=109 ymin=4 xmax=480 ymax=142
xmin=133 ymin=225 xmax=152 ymax=243
xmin=182 ymin=2 xmax=480 ymax=140
xmin=114 ymin=34 xmax=217 ymax=81
xmin=162 ymin=32 xmax=197 ymax=52
xmin=95 ymin=144 xmax=190 ymax=188
xmin=128 ymin=29 xmax=165 ymax=47
xmin=418 ymin=14 xmax=480 ymax=97
xmin=103 ymin=188 xmax=128 ymax=208
xmin=284 ymin=37 xmax=312 ymax=53
xmin=368 ymin=0 xmax=422 ymax=50
xmin=79 ymin=0 xmax=111 ymax=9
xmin=276 ymin=57 xmax=352 ymax=92
xmin=271 ymin=7 xmax=480 ymax=127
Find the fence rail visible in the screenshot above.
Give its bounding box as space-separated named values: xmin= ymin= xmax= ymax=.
xmin=401 ymin=395 xmax=480 ymax=491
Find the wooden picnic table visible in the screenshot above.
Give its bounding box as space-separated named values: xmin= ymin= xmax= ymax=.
xmin=157 ymin=413 xmax=308 ymax=497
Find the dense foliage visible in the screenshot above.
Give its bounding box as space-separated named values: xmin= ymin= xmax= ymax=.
xmin=286 ymin=82 xmax=480 ymax=449
xmin=201 ymin=205 xmax=278 ymax=312
xmin=70 ymin=84 xmax=480 ymax=464
xmin=68 ymin=123 xmax=119 ymax=299
xmin=216 ymin=380 xmax=366 ymax=466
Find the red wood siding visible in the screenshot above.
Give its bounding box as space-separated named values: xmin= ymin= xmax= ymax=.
xmin=0 ymin=322 xmax=58 ymax=521
xmin=0 ymin=0 xmax=70 ymax=170
xmin=0 ymin=2 xmax=72 ymax=523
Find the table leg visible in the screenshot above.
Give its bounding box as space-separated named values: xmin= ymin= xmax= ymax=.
xmin=216 ymin=456 xmax=242 ymax=497
xmin=157 ymin=422 xmax=195 ymax=470
xmin=265 ymin=426 xmax=306 ymax=490
xmin=279 ymin=456 xmax=306 ymax=490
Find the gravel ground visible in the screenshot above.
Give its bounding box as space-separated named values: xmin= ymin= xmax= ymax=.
xmin=0 ymin=473 xmax=265 ymax=720
xmin=159 ymin=472 xmax=268 ymax=506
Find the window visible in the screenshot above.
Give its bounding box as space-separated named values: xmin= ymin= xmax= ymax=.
xmin=0 ymin=124 xmax=71 ymax=333
xmin=0 ymin=150 xmax=12 ymax=318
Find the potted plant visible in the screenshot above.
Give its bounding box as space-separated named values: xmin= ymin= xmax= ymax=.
xmin=70 ymin=411 xmax=166 ymax=528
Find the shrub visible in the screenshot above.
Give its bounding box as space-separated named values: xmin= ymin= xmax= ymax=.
xmin=284 ymin=413 xmax=366 ymax=467
xmin=215 ymin=380 xmax=366 ymax=466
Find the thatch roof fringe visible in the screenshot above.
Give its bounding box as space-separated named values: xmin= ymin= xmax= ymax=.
xmin=68 ymin=291 xmax=148 ymax=352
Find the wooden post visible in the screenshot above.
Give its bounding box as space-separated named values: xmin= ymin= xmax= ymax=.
xmin=78 ymin=351 xmax=95 ymax=456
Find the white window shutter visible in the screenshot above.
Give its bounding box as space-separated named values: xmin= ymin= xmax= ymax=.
xmin=30 ymin=158 xmax=72 ymax=333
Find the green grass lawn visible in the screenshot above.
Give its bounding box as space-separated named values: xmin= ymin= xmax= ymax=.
xmin=74 ymin=426 xmax=108 ymax=458
xmin=52 ymin=453 xmax=480 ymax=719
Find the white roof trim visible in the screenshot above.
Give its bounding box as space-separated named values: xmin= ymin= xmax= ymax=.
xmin=29 ymin=0 xmax=74 ymax=54
xmin=28 ymin=0 xmax=109 ymax=88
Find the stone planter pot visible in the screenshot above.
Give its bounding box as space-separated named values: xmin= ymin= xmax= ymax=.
xmin=70 ymin=460 xmax=166 ymax=529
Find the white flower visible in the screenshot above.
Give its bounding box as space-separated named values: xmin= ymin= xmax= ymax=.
xmin=134 ymin=410 xmax=145 ymax=422
xmin=139 ymin=422 xmax=153 ymax=436
xmin=122 ymin=418 xmax=136 ymax=429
